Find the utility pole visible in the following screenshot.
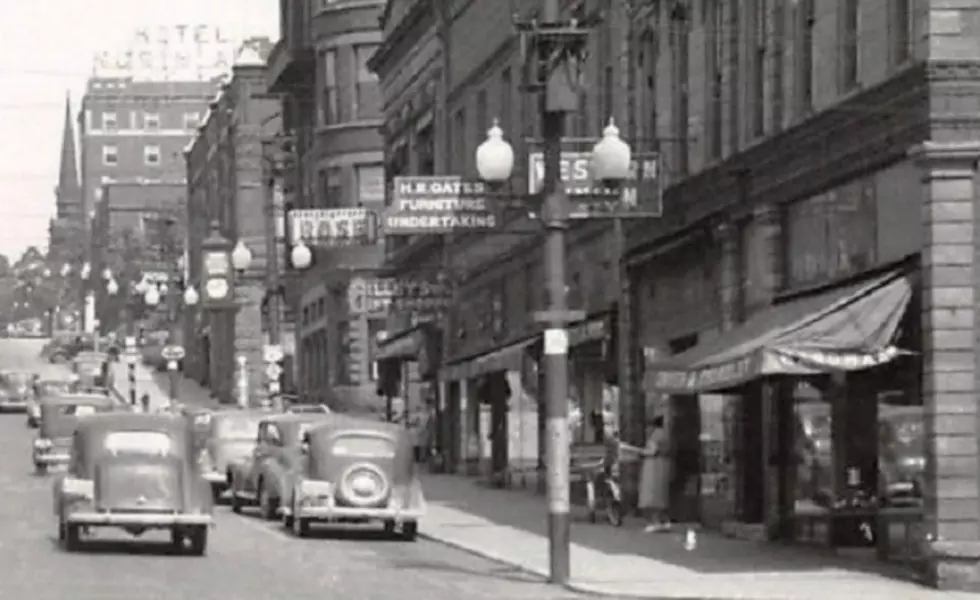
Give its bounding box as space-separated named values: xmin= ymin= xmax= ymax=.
xmin=165 ymin=216 xmax=180 ymax=406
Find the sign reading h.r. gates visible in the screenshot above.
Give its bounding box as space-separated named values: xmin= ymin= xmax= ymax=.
xmin=383 ymin=176 xmax=499 ymax=235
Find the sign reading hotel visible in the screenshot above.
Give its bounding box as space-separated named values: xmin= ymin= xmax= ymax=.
xmin=92 ymin=24 xmax=238 ymax=82
xmin=347 ymin=276 xmax=452 ymax=316
xmin=527 ymin=151 xmax=662 ymax=218
xmin=383 ymin=176 xmax=498 ymax=235
xmin=289 ymin=208 xmax=377 ymax=247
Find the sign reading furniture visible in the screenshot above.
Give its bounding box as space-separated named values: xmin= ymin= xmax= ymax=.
xmin=382 ymin=176 xmax=499 ymax=234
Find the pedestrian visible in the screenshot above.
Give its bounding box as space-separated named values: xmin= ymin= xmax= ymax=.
xmin=140 ymin=392 xmax=151 ymax=413
xmin=639 ymin=415 xmax=671 ymax=532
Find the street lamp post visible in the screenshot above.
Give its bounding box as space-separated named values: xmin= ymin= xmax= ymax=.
xmin=473 ymin=3 xmax=632 ymax=581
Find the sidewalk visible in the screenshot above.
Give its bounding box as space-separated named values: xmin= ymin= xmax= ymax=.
xmin=109 ymin=360 xmax=218 ymax=412
xmin=419 ymin=474 xmax=970 ymax=600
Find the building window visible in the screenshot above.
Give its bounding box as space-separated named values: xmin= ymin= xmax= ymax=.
xmin=891 ymin=0 xmax=911 ymax=67
xmin=839 ymin=0 xmax=859 ymax=92
xmin=795 ymin=0 xmax=815 ymax=116
xmin=367 ymin=318 xmax=386 ymax=381
xmin=475 ymin=90 xmax=488 ymax=145
xmin=102 ymin=112 xmax=117 ymax=130
xmin=771 ymin=0 xmax=786 ymax=132
xmin=669 ymin=4 xmax=690 ymax=176
xmin=705 ymin=0 xmax=723 ymax=161
xmin=321 ymin=49 xmax=339 ymax=125
xmin=354 ymin=44 xmax=381 ymax=120
xmin=143 ymin=112 xmax=160 ymax=130
xmin=500 ymin=68 xmax=513 ymax=141
xmin=183 ymin=112 xmax=200 ymax=129
xmin=335 ymin=320 xmax=352 ymax=385
xmin=102 ymin=145 xmax=118 ymax=166
xmin=143 ymin=145 xmax=161 ymax=166
xmin=355 ymin=163 xmax=385 ymax=210
xmin=750 ymin=0 xmax=766 ymax=139
xmin=453 ymin=108 xmax=467 ymax=174
xmin=728 ymin=1 xmax=741 ymax=152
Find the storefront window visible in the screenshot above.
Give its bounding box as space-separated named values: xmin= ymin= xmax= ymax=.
xmin=792 ymin=381 xmax=834 ymax=512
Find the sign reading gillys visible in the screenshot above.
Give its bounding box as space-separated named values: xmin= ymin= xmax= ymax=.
xmin=347 ymin=276 xmax=452 ymax=316
xmin=92 ymin=25 xmax=238 ymax=82
xmin=383 ymin=176 xmax=498 ymax=235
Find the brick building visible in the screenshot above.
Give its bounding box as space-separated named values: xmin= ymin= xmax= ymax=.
xmin=267 ymin=0 xmax=387 ymax=410
xmin=374 ymin=0 xmax=980 ymax=590
xmin=184 ymin=42 xmax=279 ymax=405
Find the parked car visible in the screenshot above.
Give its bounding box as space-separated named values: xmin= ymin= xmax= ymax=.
xmin=52 ymin=412 xmax=213 ymax=554
xmin=285 ymin=403 xmax=332 ymax=415
xmin=227 ymin=412 xmax=335 ymax=519
xmin=140 ymin=331 xmax=171 ymax=372
xmin=42 ymin=333 xmax=95 ymax=364
xmin=33 ymin=393 xmax=117 ymax=474
xmin=27 ymin=378 xmax=76 ymax=428
xmin=0 ymin=370 xmax=34 ymax=412
xmin=71 ymin=351 xmax=112 ymax=389
xmin=197 ymin=409 xmax=270 ymax=503
xmin=282 ymin=416 xmax=423 ymax=539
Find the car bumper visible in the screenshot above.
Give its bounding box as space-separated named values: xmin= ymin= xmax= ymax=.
xmin=35 ymin=452 xmax=70 ymax=465
xmin=203 ymin=472 xmax=226 ymax=485
xmin=0 ymin=400 xmax=28 ymax=410
xmin=288 ymin=504 xmax=424 ymax=521
xmin=65 ymin=511 xmax=213 ymax=527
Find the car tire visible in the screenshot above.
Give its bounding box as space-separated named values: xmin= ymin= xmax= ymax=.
xmin=50 ymin=354 xmax=67 ymax=365
xmin=258 ymin=482 xmax=279 ymax=521
xmin=34 ymin=462 xmax=47 ymax=476
xmin=210 ymin=484 xmax=224 ymax=506
xmin=383 ymin=519 xmax=396 ymax=536
xmin=402 ymin=521 xmax=418 ymax=542
xmin=186 ymin=526 xmax=208 ymax=556
xmin=64 ymin=523 xmax=82 ymax=551
xmin=291 ymin=506 xmax=309 ymax=538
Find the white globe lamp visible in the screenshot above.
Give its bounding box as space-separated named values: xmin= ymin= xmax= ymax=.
xmin=475 ymin=119 xmax=514 ymax=183
xmin=60 ymin=264 xmax=71 ymax=277
xmin=144 ymin=286 xmax=161 ymax=307
xmin=590 ymin=118 xmax=632 ymax=182
xmin=102 ymin=267 xmax=113 ymax=280
xmin=183 ymin=285 xmax=199 ymax=306
xmin=42 ymin=268 xmax=51 ymax=278
xmin=106 ymin=279 xmax=119 ymax=296
xmin=80 ymin=262 xmax=91 ymax=280
xmin=231 ymin=240 xmax=252 ymax=271
xmin=291 ymin=242 xmax=313 ymax=270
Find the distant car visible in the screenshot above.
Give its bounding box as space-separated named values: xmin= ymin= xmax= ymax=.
xmin=52 ymin=412 xmax=213 ymax=554
xmin=198 ymin=409 xmax=270 ymax=503
xmin=71 ymin=351 xmax=112 ymax=388
xmin=0 ymin=371 xmax=34 ymax=412
xmin=285 ymin=403 xmax=331 ymax=415
xmin=27 ymin=379 xmax=76 ymax=427
xmin=33 ymin=393 xmax=117 ymax=474
xmin=282 ymin=417 xmax=423 ymax=540
xmin=228 ymin=412 xmax=335 ymax=519
xmin=42 ymin=333 xmax=95 ymax=364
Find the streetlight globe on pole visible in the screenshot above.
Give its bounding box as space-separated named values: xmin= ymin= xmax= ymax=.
xmin=80 ymin=262 xmax=91 ymax=280
xmin=106 ymin=279 xmax=119 ymax=296
xmin=102 ymin=267 xmax=113 ymax=281
xmin=590 ymin=119 xmax=632 ymax=182
xmin=475 ymin=119 xmax=515 ymax=182
xmin=231 ymin=240 xmax=252 ymax=272
xmin=60 ymin=264 xmax=71 ymax=277
xmin=42 ymin=267 xmax=51 ymax=278
xmin=290 ymin=242 xmax=313 ymax=271
xmin=144 ymin=286 xmax=161 ymax=307
xmin=183 ymin=285 xmax=199 ymax=307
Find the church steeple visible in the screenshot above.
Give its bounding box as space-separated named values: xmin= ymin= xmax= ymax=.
xmin=55 ymin=92 xmax=80 ymax=211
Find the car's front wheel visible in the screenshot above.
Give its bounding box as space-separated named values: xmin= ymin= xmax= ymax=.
xmin=257 ymin=482 xmax=279 ymax=520
xmin=62 ymin=522 xmax=82 ymax=551
xmin=34 ymin=462 xmax=47 ymax=476
xmin=185 ymin=526 xmax=208 ymax=556
xmin=402 ymin=520 xmax=418 ymax=542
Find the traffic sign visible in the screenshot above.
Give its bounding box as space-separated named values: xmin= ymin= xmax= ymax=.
xmin=161 ymin=345 xmax=185 ymax=361
xmin=268 ymin=381 xmax=281 ymax=394
xmin=263 ymin=344 xmax=284 ymax=363
xmin=265 ymin=363 xmax=283 ymax=380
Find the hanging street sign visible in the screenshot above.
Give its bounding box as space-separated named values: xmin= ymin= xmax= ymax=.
xmin=527 ymin=151 xmax=662 ymax=218
xmin=383 ymin=176 xmax=499 ymax=235
xmin=265 ymin=363 xmax=283 ymax=380
xmin=347 ymin=276 xmax=452 ymax=316
xmin=161 ymin=345 xmax=185 ymax=361
xmin=289 ymin=208 xmax=378 ymax=247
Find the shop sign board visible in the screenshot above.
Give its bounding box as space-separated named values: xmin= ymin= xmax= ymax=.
xmin=527 ymin=151 xmax=662 ymax=218
xmin=347 ymin=276 xmax=452 ymax=316
xmin=289 ymin=208 xmax=378 ymax=247
xmin=383 ymin=176 xmax=498 ymax=235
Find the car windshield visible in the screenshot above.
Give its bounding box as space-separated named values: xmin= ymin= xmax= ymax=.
xmin=103 ymin=431 xmax=174 ymax=456
xmin=56 ymin=403 xmax=102 ymax=416
xmin=215 ymin=415 xmax=263 ymax=441
xmin=4 ymin=372 xmax=32 ymax=386
xmin=39 ymin=381 xmax=74 ymax=395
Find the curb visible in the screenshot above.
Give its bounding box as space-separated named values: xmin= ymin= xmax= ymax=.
xmin=418 ymin=530 xmax=691 ymax=600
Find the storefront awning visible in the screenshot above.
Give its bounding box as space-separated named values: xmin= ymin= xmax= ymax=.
xmin=645 ymin=270 xmax=913 ymax=394
xmin=440 ymin=335 xmax=539 ymax=382
xmin=376 ymin=326 xmax=425 ymax=361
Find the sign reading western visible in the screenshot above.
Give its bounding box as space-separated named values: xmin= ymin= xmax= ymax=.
xmin=347 ymin=276 xmax=452 ymax=316
xmin=289 ymin=208 xmax=378 ymax=247
xmin=527 ymin=151 xmax=662 ymax=218
xmin=383 ymin=176 xmax=498 ymax=235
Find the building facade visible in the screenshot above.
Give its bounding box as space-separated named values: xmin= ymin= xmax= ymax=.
xmin=267 ymin=0 xmax=387 ymax=411
xmin=184 ymin=43 xmax=279 ymax=405
xmin=77 ymin=77 xmax=218 ymax=224
xmin=372 ymin=0 xmax=980 ymax=590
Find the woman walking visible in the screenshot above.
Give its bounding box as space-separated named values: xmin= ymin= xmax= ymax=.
xmin=639 ymin=415 xmax=670 ymax=532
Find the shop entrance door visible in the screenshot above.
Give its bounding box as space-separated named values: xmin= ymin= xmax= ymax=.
xmin=737 ymin=389 xmax=765 ymax=523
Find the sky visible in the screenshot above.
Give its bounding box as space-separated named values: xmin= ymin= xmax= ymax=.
xmin=0 ymin=0 xmax=278 ymax=263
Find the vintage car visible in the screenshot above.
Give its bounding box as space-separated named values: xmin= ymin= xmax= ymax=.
xmin=52 ymin=412 xmax=213 ymax=554
xmin=227 ymin=412 xmax=335 ymax=518
xmin=198 ymin=409 xmax=269 ymax=502
xmin=34 ymin=393 xmax=118 ymax=474
xmin=281 ymin=417 xmax=424 ymax=539
xmin=72 ymin=351 xmax=112 ymax=388
xmin=27 ymin=379 xmax=77 ymax=427
xmin=285 ymin=403 xmax=332 ymax=415
xmin=0 ymin=370 xmax=34 ymax=412
xmin=41 ymin=333 xmax=94 ymax=364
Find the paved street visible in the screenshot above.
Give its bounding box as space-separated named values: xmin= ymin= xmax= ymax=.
xmin=0 ymin=339 xmax=596 ymax=600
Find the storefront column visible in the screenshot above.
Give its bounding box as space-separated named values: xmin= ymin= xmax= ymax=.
xmin=914 ymin=141 xmax=980 ymax=591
